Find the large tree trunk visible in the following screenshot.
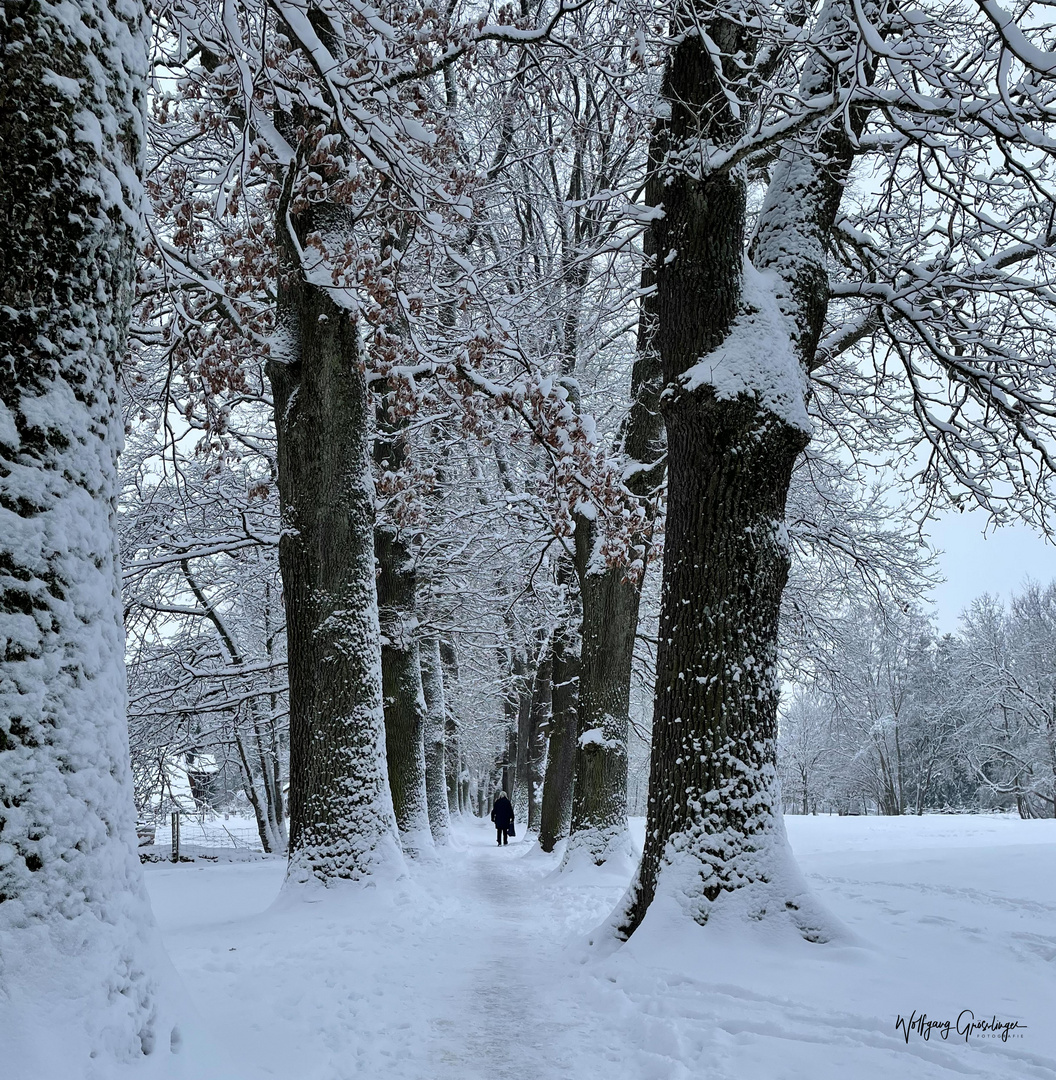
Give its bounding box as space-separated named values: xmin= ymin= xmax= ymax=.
xmin=621 ymin=394 xmax=812 ymax=932
xmin=619 ymin=0 xmax=861 ymax=941
xmin=0 ymin=0 xmax=176 ymax=1067
xmin=617 ymin=9 xmax=779 ymax=932
xmin=267 ymin=238 xmax=402 ymax=885
xmin=538 ymin=611 xmax=580 ymax=852
xmin=421 ymin=635 xmax=452 ymax=843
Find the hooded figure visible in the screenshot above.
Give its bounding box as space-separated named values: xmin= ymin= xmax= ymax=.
xmin=490 ymin=791 xmax=515 ymax=845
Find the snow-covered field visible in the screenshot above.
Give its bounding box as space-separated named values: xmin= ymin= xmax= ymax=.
xmin=139 ymin=815 xmax=1056 ymax=1080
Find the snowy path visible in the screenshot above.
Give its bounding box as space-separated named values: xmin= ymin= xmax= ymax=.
xmin=424 ymin=842 xmax=615 ymax=1079
xmin=144 ymin=816 xmax=1056 ymax=1080
xmin=146 ymin=822 xmax=640 ymax=1080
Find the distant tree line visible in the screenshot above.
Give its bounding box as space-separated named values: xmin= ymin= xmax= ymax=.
xmin=779 ymin=582 xmax=1056 ymax=819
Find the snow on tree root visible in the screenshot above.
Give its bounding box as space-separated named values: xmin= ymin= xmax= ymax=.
xmin=615 ymin=810 xmax=852 ymax=948
xmin=559 ymin=823 xmax=639 ymax=881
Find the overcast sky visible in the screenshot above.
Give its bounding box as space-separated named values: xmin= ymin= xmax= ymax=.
xmin=924 ymin=509 xmax=1055 ymax=634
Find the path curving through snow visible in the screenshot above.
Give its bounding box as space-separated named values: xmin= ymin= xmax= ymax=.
xmin=143 ymin=815 xmax=1056 ymax=1080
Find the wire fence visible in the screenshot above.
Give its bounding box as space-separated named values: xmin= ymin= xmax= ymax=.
xmin=139 ymin=812 xmax=265 ymax=861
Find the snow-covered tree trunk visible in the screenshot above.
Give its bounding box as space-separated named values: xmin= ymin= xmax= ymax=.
xmin=438 ymin=637 xmax=463 ymax=814
xmin=619 ymin=5 xmax=851 ymax=940
xmin=0 ymin=0 xmax=178 ymax=1067
xmin=538 ymin=612 xmax=580 ymax=852
xmin=267 ymin=240 xmax=403 ymax=885
xmin=511 ymin=641 xmax=532 ymax=824
xmin=621 ymin=390 xmax=810 ymax=931
xmin=420 ymin=634 xmax=451 ymax=844
xmin=447 ymin=714 xmax=463 ymax=814
xmin=376 ymin=524 xmax=433 ymax=857
xmin=562 ymin=207 xmax=666 ymax=870
xmin=526 ymin=643 xmax=552 ymax=831
xmin=460 ymin=752 xmax=471 ymax=814
xmin=564 ymin=517 xmax=641 ymax=867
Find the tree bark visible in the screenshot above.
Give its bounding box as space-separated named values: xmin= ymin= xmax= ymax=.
xmin=0 ymin=0 xmax=174 ymax=1065
xmin=621 ymin=395 xmax=809 ymax=932
xmin=620 ymin=0 xmax=863 ymax=940
xmin=561 ymin=267 xmax=665 ymax=867
xmin=438 ymin=637 xmax=463 ymax=814
xmin=267 ymin=232 xmax=402 ymax=884
xmin=561 ymin=95 xmax=667 ymax=867
xmin=446 ymin=716 xmax=462 ymax=814
xmin=460 ymin=753 xmax=471 ymax=815
xmin=564 ymin=523 xmax=642 ymax=866
xmin=617 ymin=8 xmax=781 ymax=932
xmin=510 ymin=641 xmax=532 ymax=822
xmin=538 ymin=611 xmax=580 ymax=852
xmin=375 ymin=524 xmax=433 ymax=857
xmin=421 ymin=634 xmax=451 ymax=843
xmin=526 ymin=643 xmax=552 ymax=831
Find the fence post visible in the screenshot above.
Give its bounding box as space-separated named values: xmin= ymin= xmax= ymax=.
xmin=171 ymin=811 xmax=180 ymax=863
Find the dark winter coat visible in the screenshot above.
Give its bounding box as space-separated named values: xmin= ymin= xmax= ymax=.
xmin=491 ymin=796 xmax=514 ymax=829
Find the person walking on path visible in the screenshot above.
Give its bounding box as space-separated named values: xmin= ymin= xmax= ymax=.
xmin=491 ymin=791 xmax=515 ymax=845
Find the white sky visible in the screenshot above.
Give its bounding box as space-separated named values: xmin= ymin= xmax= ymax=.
xmin=924 ymin=508 xmax=1055 ymax=634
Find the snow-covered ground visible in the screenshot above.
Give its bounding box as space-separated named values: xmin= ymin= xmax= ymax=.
xmin=138 ymin=815 xmax=1056 ymax=1080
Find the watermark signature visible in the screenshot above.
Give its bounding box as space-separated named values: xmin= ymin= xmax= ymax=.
xmin=895 ymin=1010 xmax=1027 ymax=1044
